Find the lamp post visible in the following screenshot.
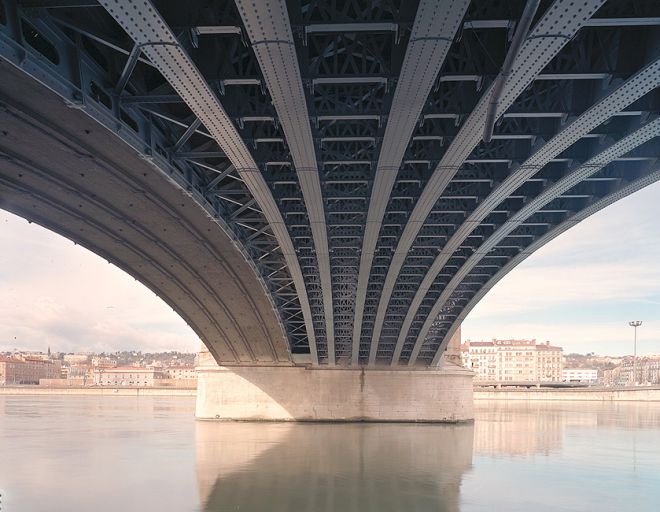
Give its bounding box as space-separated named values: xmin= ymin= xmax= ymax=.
xmin=628 ymin=321 xmax=642 ymax=385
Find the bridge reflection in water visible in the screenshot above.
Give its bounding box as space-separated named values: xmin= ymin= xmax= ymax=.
xmin=195 ymin=401 xmax=660 ymax=511
xmin=196 ymin=422 xmax=474 ymax=511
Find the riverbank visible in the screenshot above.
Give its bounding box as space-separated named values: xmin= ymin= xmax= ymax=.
xmin=0 ymin=386 xmax=196 ymax=396
xmin=3 ymin=385 xmax=659 ymax=401
xmin=474 ymin=386 xmax=660 ymax=401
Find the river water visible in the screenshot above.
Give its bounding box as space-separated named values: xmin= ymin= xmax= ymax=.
xmin=0 ymin=396 xmax=658 ymax=511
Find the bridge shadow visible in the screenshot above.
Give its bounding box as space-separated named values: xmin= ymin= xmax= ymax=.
xmin=196 ymin=421 xmax=474 ymax=511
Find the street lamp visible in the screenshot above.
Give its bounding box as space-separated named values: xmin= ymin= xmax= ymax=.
xmin=628 ymin=321 xmax=642 ymax=385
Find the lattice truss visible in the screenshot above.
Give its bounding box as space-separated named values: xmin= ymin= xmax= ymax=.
xmin=1 ymin=0 xmax=659 ymax=366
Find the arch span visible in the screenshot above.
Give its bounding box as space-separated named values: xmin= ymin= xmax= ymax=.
xmin=2 ymin=0 xmax=659 ymax=371
xmin=0 ymin=62 xmax=290 ymax=365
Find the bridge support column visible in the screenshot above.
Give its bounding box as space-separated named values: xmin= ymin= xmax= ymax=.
xmin=196 ymin=353 xmax=473 ymax=422
xmin=443 ymin=325 xmax=463 ymax=366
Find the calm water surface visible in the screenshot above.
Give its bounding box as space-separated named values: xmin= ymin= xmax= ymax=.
xmin=0 ymin=396 xmax=658 ymax=511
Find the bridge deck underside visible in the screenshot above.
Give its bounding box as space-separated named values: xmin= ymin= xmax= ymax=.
xmin=0 ymin=0 xmax=659 ymax=367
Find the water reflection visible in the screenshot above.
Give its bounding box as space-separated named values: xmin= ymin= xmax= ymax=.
xmin=1 ymin=397 xmax=659 ymax=512
xmin=462 ymin=400 xmax=660 ymax=512
xmin=196 ymin=422 xmax=475 ymax=511
xmin=473 ymin=400 xmax=660 ymax=456
xmin=0 ymin=395 xmax=200 ymax=512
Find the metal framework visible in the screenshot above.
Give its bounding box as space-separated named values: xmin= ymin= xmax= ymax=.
xmin=352 ymin=0 xmax=470 ymax=365
xmin=1 ymin=0 xmax=659 ymax=366
xmin=381 ymin=0 xmax=608 ymax=366
xmin=400 ymin=58 xmax=660 ymax=366
xmin=431 ymin=167 xmax=660 ymax=365
xmin=235 ymin=0 xmax=336 ymax=364
xmin=411 ymin=115 xmax=660 ymax=365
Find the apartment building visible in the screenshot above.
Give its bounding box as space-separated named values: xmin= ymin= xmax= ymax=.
xmin=462 ymin=339 xmax=563 ymax=383
xmin=0 ymin=357 xmax=62 ymax=385
xmin=93 ymin=367 xmax=166 ymax=387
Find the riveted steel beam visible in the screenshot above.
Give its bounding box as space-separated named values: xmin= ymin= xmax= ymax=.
xmin=349 ymin=0 xmax=470 ymax=365
xmin=97 ymin=0 xmax=319 ymax=364
xmin=235 ymin=0 xmax=336 ymax=364
xmin=372 ymin=0 xmax=606 ymax=366
xmin=585 ymin=17 xmax=660 ymax=27
xmin=463 ymin=17 xmax=660 ymax=30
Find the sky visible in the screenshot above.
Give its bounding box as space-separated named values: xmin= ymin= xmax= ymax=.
xmin=462 ymin=180 xmax=660 ymax=356
xmin=0 ymin=212 xmax=199 ymax=354
xmin=1 ymin=180 xmax=660 ymax=356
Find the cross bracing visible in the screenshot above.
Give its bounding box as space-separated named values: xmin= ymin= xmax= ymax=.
xmin=1 ymin=0 xmax=659 ymax=366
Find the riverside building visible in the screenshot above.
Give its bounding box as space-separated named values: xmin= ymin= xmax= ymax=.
xmin=462 ymin=339 xmax=563 ymax=383
xmin=0 ymin=357 xmax=62 ymax=385
xmin=562 ymin=368 xmax=598 ymax=383
xmin=603 ymin=357 xmax=660 ymax=386
xmin=165 ymin=366 xmax=197 ymax=380
xmin=93 ymin=367 xmax=166 ymax=387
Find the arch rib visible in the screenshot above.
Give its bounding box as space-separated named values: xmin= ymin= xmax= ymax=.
xmin=412 ymin=115 xmax=660 ymax=365
xmin=399 ymin=57 xmax=660 ymax=366
xmin=430 ymin=168 xmax=660 ymax=366
xmin=373 ymin=0 xmax=606 ymax=365
xmin=98 ymin=0 xmax=319 ymax=363
xmin=351 ymin=0 xmax=471 ymax=365
xmin=234 ymin=0 xmax=335 ymax=364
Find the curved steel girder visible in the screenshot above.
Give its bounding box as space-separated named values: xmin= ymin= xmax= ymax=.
xmin=394 ymin=57 xmax=660 ymax=365
xmin=409 ymin=117 xmax=660 ymax=366
xmin=97 ymin=0 xmax=319 ymax=363
xmin=234 ymin=0 xmax=335 ymax=364
xmin=429 ymin=168 xmax=660 ymax=366
xmin=368 ymin=0 xmax=607 ymax=365
xmin=351 ymin=0 xmax=470 ymax=365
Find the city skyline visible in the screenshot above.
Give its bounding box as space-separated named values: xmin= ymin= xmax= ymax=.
xmin=2 ymin=180 xmax=660 ymax=356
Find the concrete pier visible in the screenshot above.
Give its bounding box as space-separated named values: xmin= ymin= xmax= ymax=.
xmin=196 ymin=362 xmax=474 ymax=422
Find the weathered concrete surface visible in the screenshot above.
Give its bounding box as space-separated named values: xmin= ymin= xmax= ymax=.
xmin=474 ymin=387 xmax=660 ymax=402
xmin=196 ymin=364 xmax=474 ymax=422
xmin=0 ymin=58 xmax=288 ymax=365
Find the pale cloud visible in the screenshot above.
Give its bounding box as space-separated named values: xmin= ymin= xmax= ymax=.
xmin=0 ymin=212 xmax=199 ymax=353
xmin=466 ymin=260 xmax=660 ymax=317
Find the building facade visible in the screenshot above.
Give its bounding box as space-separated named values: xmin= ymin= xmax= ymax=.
xmin=165 ymin=366 xmax=197 ymax=380
xmin=603 ymin=358 xmax=660 ymax=386
xmin=0 ymin=357 xmax=62 ymax=385
xmin=462 ymin=339 xmax=563 ymax=383
xmin=63 ymin=353 xmax=92 ymax=364
xmin=562 ymin=368 xmax=598 ymax=383
xmin=93 ymin=367 xmax=166 ymax=387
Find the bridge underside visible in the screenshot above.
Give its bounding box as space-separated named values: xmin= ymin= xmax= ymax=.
xmin=1 ymin=0 xmax=659 ymax=383
xmin=0 ymin=61 xmax=290 ymax=365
